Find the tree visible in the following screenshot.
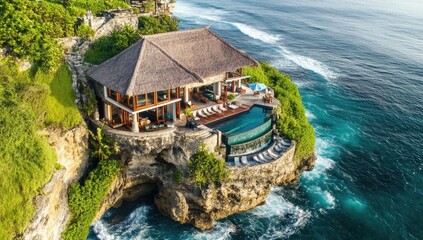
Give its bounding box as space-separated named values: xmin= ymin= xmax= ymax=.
xmin=89 ymin=124 xmax=119 ymax=161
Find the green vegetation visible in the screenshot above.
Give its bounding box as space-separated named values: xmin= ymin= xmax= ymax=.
xmin=84 ymin=25 xmax=139 ymax=64
xmin=188 ymin=143 xmax=229 ymax=188
xmin=63 ymin=125 xmax=120 ymax=240
xmin=76 ymin=23 xmax=95 ymax=40
xmin=63 ymin=160 xmax=120 ymax=240
xmin=66 ymin=0 xmax=129 ymax=16
xmin=227 ymin=93 xmax=236 ymax=101
xmin=33 ymin=64 xmax=82 ymax=129
xmin=243 ymin=63 xmax=315 ymax=162
xmin=0 ymin=0 xmax=74 ymax=70
xmin=0 ymin=0 xmax=129 ymax=70
xmin=0 ymin=59 xmax=82 ymax=239
xmin=173 ymin=170 xmax=183 ymax=184
xmin=143 ymin=0 xmax=156 ymax=13
xmin=85 ymin=15 xmax=179 ymax=64
xmin=138 ymin=14 xmax=179 ymax=35
xmin=183 ymin=108 xmax=192 ymax=119
xmin=89 ymin=125 xmax=120 ymax=161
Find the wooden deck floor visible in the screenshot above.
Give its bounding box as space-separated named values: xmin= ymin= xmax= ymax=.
xmin=197 ymin=104 xmax=253 ymax=125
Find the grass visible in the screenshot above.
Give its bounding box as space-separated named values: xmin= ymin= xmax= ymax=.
xmin=33 ymin=64 xmax=82 ymax=129
xmin=0 ymin=61 xmax=83 ymax=239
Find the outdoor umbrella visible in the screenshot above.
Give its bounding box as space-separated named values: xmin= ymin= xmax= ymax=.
xmin=249 ymin=83 xmax=267 ymax=91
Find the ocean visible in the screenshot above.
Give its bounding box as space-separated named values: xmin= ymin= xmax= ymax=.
xmin=88 ymin=0 xmax=423 ymax=239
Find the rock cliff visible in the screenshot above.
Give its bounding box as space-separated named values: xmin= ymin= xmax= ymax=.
xmin=23 ymin=124 xmax=89 ymax=240
xmin=94 ymin=123 xmax=315 ymax=230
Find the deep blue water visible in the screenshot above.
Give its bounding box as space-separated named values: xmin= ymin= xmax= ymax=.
xmin=88 ymin=0 xmax=423 ymax=239
xmin=207 ymin=106 xmax=269 ymax=136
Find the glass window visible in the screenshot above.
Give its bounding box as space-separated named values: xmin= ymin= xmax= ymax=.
xmin=137 ymin=94 xmax=146 ymax=107
xmin=157 ymin=90 xmax=169 ymax=102
xmin=171 ymin=88 xmax=177 ymax=99
xmin=128 ymin=96 xmax=134 ymax=108
xmin=147 ymin=92 xmax=155 ymax=105
xmin=108 ymin=89 xmax=117 ymax=101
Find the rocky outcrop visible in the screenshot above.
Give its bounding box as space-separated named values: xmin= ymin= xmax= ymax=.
xmin=154 ymin=143 xmax=300 ymax=230
xmin=23 ymin=124 xmax=89 ymax=240
xmin=94 ymin=123 xmax=314 ymax=230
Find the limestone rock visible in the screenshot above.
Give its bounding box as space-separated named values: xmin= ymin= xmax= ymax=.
xmin=23 ymin=124 xmax=89 ymax=240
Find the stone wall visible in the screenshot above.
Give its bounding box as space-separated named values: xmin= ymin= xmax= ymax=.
xmin=92 ymin=13 xmax=141 ymax=40
xmin=23 ymin=124 xmax=90 ymax=240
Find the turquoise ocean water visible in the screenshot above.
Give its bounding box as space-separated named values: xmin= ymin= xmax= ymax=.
xmin=88 ymin=0 xmax=423 ymax=239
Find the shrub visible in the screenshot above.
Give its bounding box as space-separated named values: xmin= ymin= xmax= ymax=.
xmin=62 ymin=159 xmax=120 ymax=240
xmin=76 ymin=23 xmax=95 ymax=40
xmin=143 ymin=0 xmax=155 ymax=13
xmin=173 ymin=170 xmax=183 ymax=184
xmin=188 ymin=143 xmax=229 ymax=188
xmin=227 ymin=93 xmax=236 ymax=101
xmin=138 ymin=14 xmax=179 ymax=35
xmin=84 ymin=25 xmax=139 ymax=64
xmin=89 ymin=125 xmax=120 ymax=161
xmin=183 ymin=108 xmax=192 ymax=119
xmin=244 ymin=63 xmax=315 ymax=162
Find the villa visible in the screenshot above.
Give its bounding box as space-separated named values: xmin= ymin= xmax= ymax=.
xmin=87 ymin=27 xmax=259 ymax=133
xmin=87 ymin=27 xmax=290 ymax=166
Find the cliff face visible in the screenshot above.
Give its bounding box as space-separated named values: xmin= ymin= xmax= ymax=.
xmin=94 ymin=123 xmax=314 ymax=230
xmin=23 ymin=124 xmax=89 ymax=240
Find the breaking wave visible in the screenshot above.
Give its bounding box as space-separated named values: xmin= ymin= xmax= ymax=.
xmin=231 ymin=22 xmax=281 ymax=44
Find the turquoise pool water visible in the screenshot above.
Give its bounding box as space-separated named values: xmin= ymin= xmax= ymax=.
xmin=207 ymin=106 xmax=270 ymax=136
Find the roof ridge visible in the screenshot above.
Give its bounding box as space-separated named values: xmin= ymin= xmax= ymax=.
xmin=147 ymin=40 xmax=204 ymax=83
xmin=205 ymin=28 xmax=259 ymax=67
xmin=142 ymin=27 xmax=208 ymax=39
xmin=126 ymin=39 xmax=147 ymax=95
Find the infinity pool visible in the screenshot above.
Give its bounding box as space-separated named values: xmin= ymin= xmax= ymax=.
xmin=207 ymin=106 xmax=271 ymax=137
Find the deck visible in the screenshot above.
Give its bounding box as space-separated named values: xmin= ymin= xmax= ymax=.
xmin=197 ymin=104 xmax=252 ymax=125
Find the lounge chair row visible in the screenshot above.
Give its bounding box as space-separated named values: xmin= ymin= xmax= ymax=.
xmin=232 ymin=138 xmax=292 ymax=167
xmin=192 ymin=104 xmax=228 ymax=119
xmin=233 ymin=156 xmax=249 ymax=167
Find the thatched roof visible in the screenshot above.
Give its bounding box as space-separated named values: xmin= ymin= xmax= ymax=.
xmin=87 ymin=27 xmax=259 ymax=96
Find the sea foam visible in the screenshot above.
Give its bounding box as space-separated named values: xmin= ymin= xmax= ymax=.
xmin=231 ymin=22 xmax=281 ymax=44
xmin=278 ymin=47 xmax=339 ymax=80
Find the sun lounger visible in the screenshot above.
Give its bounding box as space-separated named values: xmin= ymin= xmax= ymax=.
xmin=198 ymin=110 xmax=208 ymax=118
xmin=258 ymin=153 xmax=268 ymax=162
xmin=241 ymin=156 xmax=249 ymax=165
xmin=234 ymin=157 xmax=241 ymax=167
xmin=253 ymin=156 xmax=262 ymax=163
xmin=202 ymin=109 xmax=213 ymax=116
xmin=207 ymin=107 xmax=218 ymax=114
xmin=219 ymin=104 xmax=227 ymax=111
xmin=228 ymin=104 xmax=238 ymax=110
xmin=267 ymin=149 xmax=279 ymax=159
xmin=264 ymin=152 xmax=275 ymax=160
xmin=280 ymin=139 xmax=291 ymax=146
xmin=212 ymin=106 xmax=222 ymax=113
xmin=192 ymin=111 xmax=200 ymax=120
xmin=274 ymin=144 xmax=283 ymax=152
xmin=241 ymin=156 xmax=248 ymax=165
